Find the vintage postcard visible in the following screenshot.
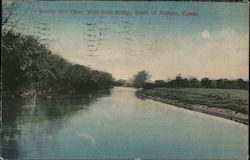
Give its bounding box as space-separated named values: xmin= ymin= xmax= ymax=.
xmin=1 ymin=0 xmax=249 ymax=159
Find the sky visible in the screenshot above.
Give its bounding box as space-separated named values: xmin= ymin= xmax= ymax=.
xmin=5 ymin=1 xmax=249 ymax=80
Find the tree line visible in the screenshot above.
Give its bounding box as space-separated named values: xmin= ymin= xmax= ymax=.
xmin=115 ymin=71 xmax=249 ymax=90
xmin=145 ymin=73 xmax=249 ymax=90
xmin=2 ymin=31 xmax=114 ymax=97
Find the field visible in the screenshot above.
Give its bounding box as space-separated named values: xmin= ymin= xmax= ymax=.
xmin=140 ymin=88 xmax=249 ymax=114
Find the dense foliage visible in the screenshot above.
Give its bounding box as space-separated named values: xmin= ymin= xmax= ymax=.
xmin=2 ymin=31 xmax=114 ymax=96
xmin=132 ymin=71 xmax=150 ymax=88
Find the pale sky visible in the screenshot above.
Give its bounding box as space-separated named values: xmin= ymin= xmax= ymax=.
xmin=10 ymin=1 xmax=249 ymax=80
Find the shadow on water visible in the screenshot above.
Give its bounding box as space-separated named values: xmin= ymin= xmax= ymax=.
xmin=1 ymin=89 xmax=111 ymax=159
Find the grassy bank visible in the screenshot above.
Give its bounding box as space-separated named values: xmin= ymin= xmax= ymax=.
xmin=137 ymin=87 xmax=249 ymax=124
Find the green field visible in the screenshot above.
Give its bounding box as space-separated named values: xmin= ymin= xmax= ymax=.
xmin=141 ymin=88 xmax=249 ymax=114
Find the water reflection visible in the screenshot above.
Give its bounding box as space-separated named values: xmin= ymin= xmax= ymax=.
xmin=1 ymin=88 xmax=248 ymax=159
xmin=1 ymin=90 xmax=110 ymax=159
xmin=77 ymin=132 xmax=96 ymax=146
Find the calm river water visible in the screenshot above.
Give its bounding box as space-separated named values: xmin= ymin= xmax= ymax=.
xmin=1 ymin=87 xmax=248 ymax=159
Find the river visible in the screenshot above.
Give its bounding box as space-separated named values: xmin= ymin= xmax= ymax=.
xmin=1 ymin=87 xmax=248 ymax=159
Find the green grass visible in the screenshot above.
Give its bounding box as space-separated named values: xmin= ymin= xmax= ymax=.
xmin=141 ymin=88 xmax=249 ymax=114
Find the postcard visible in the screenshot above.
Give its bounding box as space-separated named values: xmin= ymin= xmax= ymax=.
xmin=1 ymin=0 xmax=249 ymax=159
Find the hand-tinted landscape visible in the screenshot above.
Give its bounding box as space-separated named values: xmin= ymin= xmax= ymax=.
xmin=1 ymin=1 xmax=249 ymax=159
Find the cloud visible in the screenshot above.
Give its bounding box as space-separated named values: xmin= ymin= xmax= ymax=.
xmin=201 ymin=30 xmax=210 ymax=39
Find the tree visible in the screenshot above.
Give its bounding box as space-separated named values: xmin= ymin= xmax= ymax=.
xmin=133 ymin=71 xmax=150 ymax=88
xmin=237 ymin=78 xmax=247 ymax=89
xmin=2 ymin=31 xmax=114 ymax=96
xmin=2 ymin=1 xmax=39 ymax=39
xmin=201 ymin=78 xmax=212 ymax=88
xmin=187 ymin=77 xmax=200 ymax=88
xmin=154 ymin=80 xmax=167 ymax=87
xmin=113 ymin=79 xmax=126 ymax=86
xmin=175 ymin=74 xmax=187 ymax=87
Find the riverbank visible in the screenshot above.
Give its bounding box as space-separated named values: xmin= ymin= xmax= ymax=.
xmin=136 ymin=88 xmax=249 ymax=125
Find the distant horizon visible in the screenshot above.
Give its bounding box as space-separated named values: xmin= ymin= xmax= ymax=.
xmin=65 ymin=55 xmax=249 ymax=81
xmin=9 ymin=1 xmax=249 ymax=81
